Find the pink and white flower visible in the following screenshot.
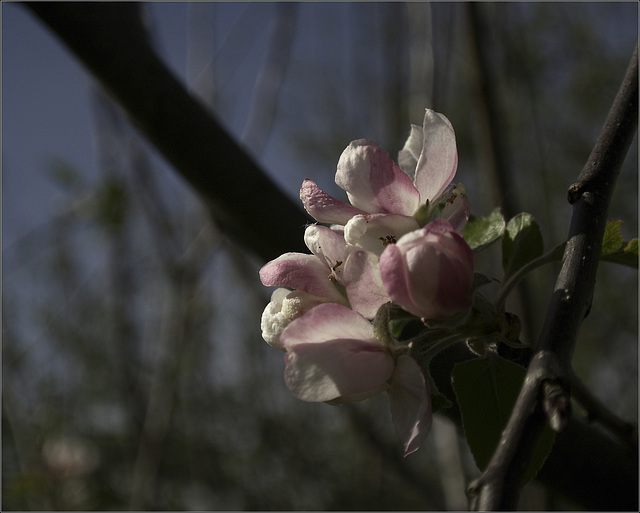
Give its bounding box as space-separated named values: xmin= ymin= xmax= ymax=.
xmin=259 ymin=108 xmax=472 ymax=457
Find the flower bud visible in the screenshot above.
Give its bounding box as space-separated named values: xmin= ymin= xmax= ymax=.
xmin=379 ymin=218 xmax=474 ymax=320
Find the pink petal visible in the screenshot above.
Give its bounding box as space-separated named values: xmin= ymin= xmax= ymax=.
xmin=280 ymin=303 xmax=376 ymax=347
xmin=336 ymin=140 xmax=420 ymax=216
xmin=423 ymin=219 xmax=474 ymax=276
xmin=281 ymin=304 xmax=394 ymax=402
xmin=403 ymin=243 xmax=452 ymax=319
xmin=343 ymin=251 xmax=390 ymax=319
xmin=300 ymin=179 xmax=366 ymax=224
xmin=259 ymin=253 xmax=345 ymax=303
xmin=284 ymin=339 xmax=393 ymax=403
xmin=389 ymin=355 xmax=432 ymax=456
xmin=379 ymin=243 xmax=417 ymax=314
xmin=431 ymin=249 xmax=473 ymax=317
xmin=413 ymin=110 xmax=458 ymax=202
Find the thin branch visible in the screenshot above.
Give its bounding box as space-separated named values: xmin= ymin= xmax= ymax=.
xmin=494 ymin=242 xmax=566 ymax=310
xmin=468 ymin=41 xmax=638 ymax=510
xmin=242 ymin=3 xmax=298 ymax=154
xmin=25 ymin=3 xmax=311 ymax=263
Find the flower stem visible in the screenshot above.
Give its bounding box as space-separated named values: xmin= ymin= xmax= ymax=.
xmin=494 ymin=242 xmax=566 ymax=310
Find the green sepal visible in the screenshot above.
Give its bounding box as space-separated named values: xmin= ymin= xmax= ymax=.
xmin=373 ymin=302 xmax=396 ymax=351
xmin=413 ymin=201 xmax=433 ymax=227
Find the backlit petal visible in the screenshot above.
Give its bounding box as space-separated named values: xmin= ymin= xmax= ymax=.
xmin=398 ymin=124 xmax=423 ymax=181
xmin=413 ymin=110 xmax=458 ymax=202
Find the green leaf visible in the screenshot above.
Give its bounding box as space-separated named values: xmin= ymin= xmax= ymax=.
xmin=600 ymin=238 xmax=639 ymax=268
xmin=452 ymin=355 xmax=555 ymax=483
xmin=599 ymin=220 xmax=638 ymax=269
xmin=502 ymin=213 xmax=544 ymax=280
xmin=601 ymin=219 xmax=625 ymax=255
xmin=461 ymin=208 xmax=506 ymax=251
xmin=625 ymin=238 xmax=639 ymax=255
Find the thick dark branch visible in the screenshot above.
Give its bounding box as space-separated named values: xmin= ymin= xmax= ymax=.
xmin=26 ymin=3 xmax=311 ymax=263
xmin=469 ymin=42 xmax=638 ymax=510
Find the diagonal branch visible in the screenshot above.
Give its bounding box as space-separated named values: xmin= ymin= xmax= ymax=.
xmin=25 ymin=3 xmax=312 ymax=263
xmin=468 ymin=41 xmax=638 ymax=510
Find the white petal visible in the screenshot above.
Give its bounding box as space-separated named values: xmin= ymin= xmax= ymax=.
xmin=344 ymin=214 xmax=420 ymax=256
xmin=304 ymin=224 xmax=351 ymax=282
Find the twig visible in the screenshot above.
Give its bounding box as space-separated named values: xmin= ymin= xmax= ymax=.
xmin=569 ymin=371 xmax=638 ymax=449
xmin=468 ymin=41 xmax=638 ymax=510
xmin=242 ymin=4 xmax=298 ymax=154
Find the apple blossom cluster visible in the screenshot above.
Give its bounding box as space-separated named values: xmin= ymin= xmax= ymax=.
xmin=259 ymin=109 xmax=475 ymax=456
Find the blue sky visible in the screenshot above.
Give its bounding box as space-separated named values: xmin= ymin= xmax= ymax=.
xmin=2 ymin=2 xmax=371 ymax=250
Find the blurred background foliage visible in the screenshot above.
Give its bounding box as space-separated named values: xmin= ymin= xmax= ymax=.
xmin=2 ymin=2 xmax=637 ymax=510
